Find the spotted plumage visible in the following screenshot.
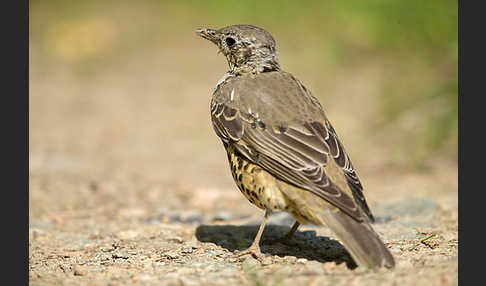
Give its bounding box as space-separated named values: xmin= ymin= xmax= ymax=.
xmin=197 ymin=24 xmax=395 ymax=269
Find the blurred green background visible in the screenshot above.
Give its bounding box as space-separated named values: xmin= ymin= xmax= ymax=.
xmin=30 ymin=0 xmax=457 ymax=178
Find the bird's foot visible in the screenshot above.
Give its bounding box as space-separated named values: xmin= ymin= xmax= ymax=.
xmin=234 ymin=245 xmax=266 ymax=261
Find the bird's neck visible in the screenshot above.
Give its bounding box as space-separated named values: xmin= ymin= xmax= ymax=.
xmin=229 ymin=52 xmax=281 ymax=76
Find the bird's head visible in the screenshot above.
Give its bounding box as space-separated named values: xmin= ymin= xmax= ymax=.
xmin=196 ymin=24 xmax=281 ymax=75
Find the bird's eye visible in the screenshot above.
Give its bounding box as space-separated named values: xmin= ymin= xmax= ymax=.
xmin=225 ymin=37 xmax=236 ymax=47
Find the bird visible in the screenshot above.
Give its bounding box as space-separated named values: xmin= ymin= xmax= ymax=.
xmin=196 ymin=24 xmax=395 ymax=269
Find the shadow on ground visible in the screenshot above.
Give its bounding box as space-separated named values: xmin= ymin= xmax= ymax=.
xmin=195 ymin=224 xmax=357 ymax=269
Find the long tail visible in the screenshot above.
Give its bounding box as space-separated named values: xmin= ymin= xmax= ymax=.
xmin=277 ymin=181 xmax=395 ymax=269
xmin=318 ymin=209 xmax=395 ymax=269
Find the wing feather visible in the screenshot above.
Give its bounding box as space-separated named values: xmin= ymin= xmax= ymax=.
xmin=210 ymin=72 xmax=373 ymax=221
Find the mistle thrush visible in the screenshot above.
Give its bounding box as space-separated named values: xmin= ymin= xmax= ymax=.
xmin=196 ymin=24 xmax=395 ymax=269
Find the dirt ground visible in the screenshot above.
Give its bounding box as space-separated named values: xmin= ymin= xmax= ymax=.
xmin=29 ymin=40 xmax=458 ymax=285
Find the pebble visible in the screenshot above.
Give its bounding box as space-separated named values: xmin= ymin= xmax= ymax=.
xmin=73 ymin=265 xmax=87 ymax=276
xmin=261 ymin=256 xmax=273 ymax=266
xmin=94 ymin=252 xmax=112 ymax=262
xmin=100 ymin=245 xmax=115 ymax=252
xmin=296 ymin=258 xmax=307 ymax=264
xmin=164 ymin=251 xmax=180 ymax=259
xmin=283 ymin=256 xmax=297 ymax=263
xmin=167 ymin=236 xmax=184 ymax=243
xmin=112 ymin=251 xmax=130 ymax=259
xmin=205 ymin=249 xmax=223 ymax=256
xmin=59 ymin=264 xmax=70 ymax=273
xmin=181 ymin=246 xmax=194 ymax=254
xmin=241 ymin=257 xmax=260 ymax=271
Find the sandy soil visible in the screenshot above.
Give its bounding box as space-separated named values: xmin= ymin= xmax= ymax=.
xmin=29 ymin=43 xmax=458 ymax=285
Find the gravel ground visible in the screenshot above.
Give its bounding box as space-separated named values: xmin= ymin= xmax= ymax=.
xmin=29 ymin=45 xmax=458 ymax=285
xmin=28 ymin=194 xmax=458 ymax=286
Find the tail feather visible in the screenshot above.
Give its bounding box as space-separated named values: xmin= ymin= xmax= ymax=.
xmin=318 ymin=209 xmax=395 ymax=269
xmin=277 ymin=182 xmax=395 ymax=269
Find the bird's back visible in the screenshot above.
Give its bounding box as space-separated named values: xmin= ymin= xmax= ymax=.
xmin=211 ymin=71 xmax=373 ymax=221
xmin=212 ymin=71 xmax=324 ymax=124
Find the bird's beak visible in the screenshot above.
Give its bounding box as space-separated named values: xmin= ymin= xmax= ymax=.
xmin=196 ymin=28 xmax=220 ymax=44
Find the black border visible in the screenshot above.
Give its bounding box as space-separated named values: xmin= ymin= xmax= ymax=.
xmin=2 ymin=0 xmax=29 ymax=284
xmin=458 ymin=0 xmax=482 ymax=285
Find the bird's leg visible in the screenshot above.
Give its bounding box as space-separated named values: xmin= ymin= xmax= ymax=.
xmin=235 ymin=209 xmax=271 ymax=261
xmin=265 ymin=221 xmax=300 ymax=246
xmin=281 ymin=221 xmax=300 ymax=242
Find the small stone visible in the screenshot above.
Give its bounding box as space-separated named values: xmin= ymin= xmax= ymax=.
xmin=59 ymin=264 xmax=70 ymax=273
xmin=59 ymin=252 xmax=71 ymax=258
xmin=181 ymin=246 xmax=194 ymax=254
xmin=283 ymin=256 xmax=297 ymax=263
xmin=167 ymin=236 xmax=184 ymax=243
xmin=96 ymin=252 xmax=112 ymax=261
xmin=164 ymin=251 xmax=179 ymax=259
xmin=100 ymin=245 xmax=115 ymax=252
xmin=112 ymin=251 xmax=130 ymax=259
xmin=73 ymin=265 xmax=87 ymax=276
xmin=241 ymin=257 xmax=260 ymax=271
xmin=261 ymin=256 xmax=273 ymax=266
xmin=296 ymin=258 xmax=307 ymax=264
xmin=206 ymin=249 xmax=224 ymax=256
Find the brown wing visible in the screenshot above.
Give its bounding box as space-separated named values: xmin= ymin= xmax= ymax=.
xmin=210 ymin=72 xmax=373 ymax=222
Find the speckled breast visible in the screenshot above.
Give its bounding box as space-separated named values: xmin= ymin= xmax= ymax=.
xmin=224 ymin=144 xmax=289 ymax=211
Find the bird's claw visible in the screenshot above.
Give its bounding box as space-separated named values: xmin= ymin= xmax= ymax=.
xmin=234 ymin=246 xmax=266 ymax=261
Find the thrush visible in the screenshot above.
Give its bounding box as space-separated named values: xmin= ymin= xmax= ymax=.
xmin=196 ymin=24 xmax=395 ymax=269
